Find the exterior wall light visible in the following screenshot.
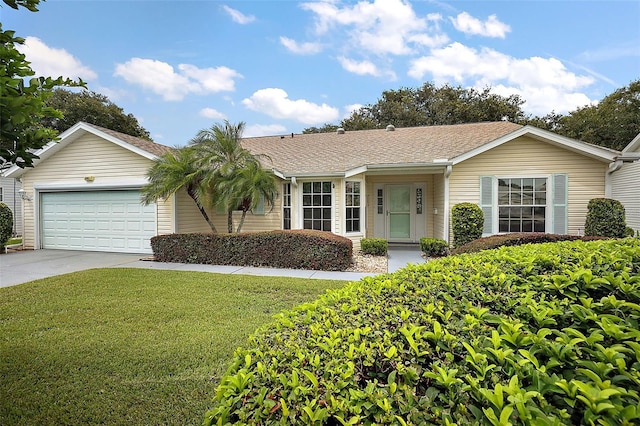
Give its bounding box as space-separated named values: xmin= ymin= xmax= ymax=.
xmin=18 ymin=189 xmax=32 ymax=201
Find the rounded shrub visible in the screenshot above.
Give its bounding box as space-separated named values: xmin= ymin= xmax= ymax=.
xmin=360 ymin=238 xmax=387 ymax=256
xmin=0 ymin=203 xmax=13 ymax=249
xmin=584 ymin=198 xmax=626 ymax=238
xmin=420 ymin=237 xmax=448 ymax=257
xmin=205 ymin=238 xmax=640 ymax=425
xmin=451 ymin=202 xmax=484 ymax=248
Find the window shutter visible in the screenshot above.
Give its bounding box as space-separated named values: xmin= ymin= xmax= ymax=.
xmin=552 ymin=173 xmax=568 ymax=234
xmin=480 ymin=176 xmax=494 ymax=235
xmin=253 ymin=195 xmax=265 ymax=215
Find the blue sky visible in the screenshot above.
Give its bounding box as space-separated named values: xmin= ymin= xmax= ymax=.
xmin=3 ymin=0 xmax=639 ymax=146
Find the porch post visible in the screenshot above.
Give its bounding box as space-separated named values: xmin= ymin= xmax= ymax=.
xmin=443 ymin=165 xmax=452 ymax=243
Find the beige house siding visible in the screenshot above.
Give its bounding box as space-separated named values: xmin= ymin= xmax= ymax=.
xmin=19 ymin=133 xmax=174 ymax=250
xmin=610 ymin=161 xmax=640 ymax=233
xmin=449 ymin=136 xmax=608 ymax=239
xmin=432 ymin=173 xmax=446 ymax=240
xmin=175 ymin=187 xmax=283 ymax=234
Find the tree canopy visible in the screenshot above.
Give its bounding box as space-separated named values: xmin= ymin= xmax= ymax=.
xmin=41 ymin=89 xmax=151 ymax=140
xmin=0 ymin=0 xmax=84 ymax=169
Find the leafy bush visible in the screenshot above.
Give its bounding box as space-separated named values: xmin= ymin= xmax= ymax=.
xmin=451 ymin=232 xmax=607 ymax=255
xmin=420 ymin=237 xmax=448 ymax=257
xmin=452 ymin=202 xmax=484 ymax=248
xmin=360 ymin=238 xmax=387 ymax=256
xmin=584 ymin=198 xmax=627 ymax=238
xmin=0 ymin=203 xmax=13 ymax=250
xmin=204 ymin=238 xmax=640 ymax=425
xmin=626 ymin=227 xmax=636 ymax=237
xmin=151 ymin=230 xmax=352 ymax=271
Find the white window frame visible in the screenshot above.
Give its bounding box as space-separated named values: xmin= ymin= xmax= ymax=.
xmin=299 ymin=180 xmax=334 ymax=232
xmin=282 ymin=182 xmax=292 ymax=230
xmin=343 ymin=179 xmax=364 ymax=235
xmin=496 ymin=175 xmax=550 ymax=234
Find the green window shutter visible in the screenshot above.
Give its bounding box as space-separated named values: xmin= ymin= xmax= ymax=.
xmin=253 ymin=195 xmax=265 ymax=215
xmin=552 ymin=173 xmax=568 ymax=234
xmin=480 ymin=176 xmax=494 ymax=235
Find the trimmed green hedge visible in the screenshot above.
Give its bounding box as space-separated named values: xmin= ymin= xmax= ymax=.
xmin=204 ymin=238 xmax=640 ymax=425
xmin=151 ymin=230 xmax=353 ymax=271
xmin=360 ymin=238 xmax=388 ymax=256
xmin=451 ymin=232 xmax=607 ymax=255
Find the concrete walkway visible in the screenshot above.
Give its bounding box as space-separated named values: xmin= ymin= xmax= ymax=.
xmin=0 ymin=247 xmax=425 ymax=288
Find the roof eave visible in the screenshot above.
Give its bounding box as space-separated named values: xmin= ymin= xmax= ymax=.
xmin=451 ymin=125 xmax=619 ymax=165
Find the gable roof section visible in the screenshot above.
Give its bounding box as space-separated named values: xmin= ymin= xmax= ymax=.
xmin=5 ymin=121 xmax=172 ymax=178
xmin=241 ymin=122 xmax=618 ymax=178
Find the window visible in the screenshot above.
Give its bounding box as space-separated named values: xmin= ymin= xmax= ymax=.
xmin=498 ymin=178 xmax=547 ymax=232
xmin=345 ymin=181 xmax=361 ymax=233
xmin=302 ymin=181 xmax=332 ymax=231
xmin=283 ymin=183 xmax=291 ymax=230
xmin=0 ymin=187 xmax=3 ymax=202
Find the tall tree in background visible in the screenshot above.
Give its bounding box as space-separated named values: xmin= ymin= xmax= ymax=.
xmin=0 ymin=0 xmax=84 ymax=169
xmin=552 ymin=79 xmax=640 ymax=151
xmin=338 ymin=83 xmax=527 ymax=131
xmin=41 ymin=89 xmax=151 ymax=139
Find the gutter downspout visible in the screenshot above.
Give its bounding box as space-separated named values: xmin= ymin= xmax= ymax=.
xmin=443 ymin=165 xmax=452 ymax=243
xmin=605 ymin=159 xmax=623 ymax=198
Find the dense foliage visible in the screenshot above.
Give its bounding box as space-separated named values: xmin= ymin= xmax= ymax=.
xmin=451 ymin=203 xmax=484 ymax=248
xmin=360 ymin=238 xmax=388 ymax=256
xmin=0 ymin=0 xmax=83 ymax=169
xmin=420 ymin=238 xmax=448 ymax=257
xmin=205 ymin=238 xmax=640 ymax=425
xmin=151 ymin=230 xmax=353 ymax=271
xmin=41 ymin=89 xmax=151 ymax=139
xmin=584 ymin=198 xmax=627 ymax=238
xmin=451 ymin=233 xmax=605 ymax=255
xmin=0 ymin=202 xmax=13 ymax=248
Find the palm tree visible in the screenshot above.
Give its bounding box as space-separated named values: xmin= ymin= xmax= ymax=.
xmin=140 ymin=146 xmax=218 ymax=233
xmin=191 ymin=120 xmax=271 ymax=233
xmin=217 ymin=160 xmax=279 ymax=233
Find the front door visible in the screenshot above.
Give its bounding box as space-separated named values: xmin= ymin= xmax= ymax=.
xmin=388 ymin=185 xmax=411 ymax=240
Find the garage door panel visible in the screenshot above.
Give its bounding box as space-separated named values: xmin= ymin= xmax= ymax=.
xmin=41 ymin=191 xmax=155 ymax=254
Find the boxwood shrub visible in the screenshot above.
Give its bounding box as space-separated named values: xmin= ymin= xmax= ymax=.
xmin=420 ymin=237 xmax=448 ymax=257
xmin=451 ymin=202 xmax=484 ymax=248
xmin=151 ymin=230 xmax=352 ymax=271
xmin=360 ymin=238 xmax=388 ymax=256
xmin=205 ymin=238 xmax=640 ymax=425
xmin=451 ymin=232 xmax=607 ymax=255
xmin=585 ymin=198 xmax=627 ymax=238
xmin=0 ymin=203 xmax=13 ymax=250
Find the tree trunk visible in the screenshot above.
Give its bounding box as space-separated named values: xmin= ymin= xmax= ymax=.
xmin=227 ymin=211 xmax=233 ymax=233
xmin=186 ymin=188 xmax=217 ymax=233
xmin=236 ymin=211 xmax=248 ymax=233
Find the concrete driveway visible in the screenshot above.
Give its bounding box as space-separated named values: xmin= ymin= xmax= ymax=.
xmin=0 ymin=249 xmax=378 ymax=288
xmin=0 ymin=250 xmax=147 ymax=288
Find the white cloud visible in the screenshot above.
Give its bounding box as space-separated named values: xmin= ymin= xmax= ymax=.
xmin=338 ymin=56 xmax=381 ymax=77
xmin=301 ymin=0 xmax=447 ymax=55
xmin=280 ymin=37 xmax=324 ymax=55
xmin=222 ymin=5 xmax=256 ymax=24
xmin=244 ymin=124 xmax=288 ymax=137
xmin=114 ymin=58 xmax=242 ymax=101
xmin=17 ymin=37 xmax=97 ymax=81
xmin=242 ymin=88 xmax=340 ymax=124
xmin=408 ymin=42 xmax=596 ymax=114
xmin=450 ymin=12 xmax=511 ymax=38
xmin=199 ymin=108 xmax=227 ymax=120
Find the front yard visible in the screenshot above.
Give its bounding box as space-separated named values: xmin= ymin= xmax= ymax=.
xmin=0 ymin=269 xmax=345 ymax=425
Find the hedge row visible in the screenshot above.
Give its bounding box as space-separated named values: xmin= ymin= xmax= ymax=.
xmin=204 ymin=238 xmax=640 ymax=425
xmin=151 ymin=230 xmax=353 ymax=271
xmin=451 ymin=232 xmax=607 ymax=255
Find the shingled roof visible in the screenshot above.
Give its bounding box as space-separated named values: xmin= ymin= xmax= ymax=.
xmin=241 ymin=121 xmax=523 ymax=176
xmin=84 ymin=123 xmax=173 ymax=157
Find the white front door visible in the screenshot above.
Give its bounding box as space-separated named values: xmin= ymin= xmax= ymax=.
xmin=40 ymin=190 xmax=156 ymax=254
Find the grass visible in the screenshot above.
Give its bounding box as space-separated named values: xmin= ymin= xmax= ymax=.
xmin=0 ymin=268 xmax=346 ymax=425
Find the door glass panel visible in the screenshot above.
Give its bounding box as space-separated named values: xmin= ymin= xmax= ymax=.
xmin=389 ymin=186 xmax=410 ymax=239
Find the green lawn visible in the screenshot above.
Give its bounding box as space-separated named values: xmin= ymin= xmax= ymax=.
xmin=0 ymin=269 xmax=346 ymax=425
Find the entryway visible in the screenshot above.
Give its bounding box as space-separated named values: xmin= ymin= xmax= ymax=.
xmin=373 ymin=183 xmax=426 ymax=243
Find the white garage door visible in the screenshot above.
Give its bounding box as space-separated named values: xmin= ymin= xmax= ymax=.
xmin=41 ymin=190 xmax=156 ymax=254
